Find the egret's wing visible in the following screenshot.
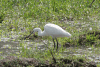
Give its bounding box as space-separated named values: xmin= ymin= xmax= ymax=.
xmin=44 ymin=24 xmax=67 ymax=37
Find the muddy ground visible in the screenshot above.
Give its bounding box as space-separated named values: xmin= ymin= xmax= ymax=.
xmin=0 ymin=56 xmax=97 ymax=67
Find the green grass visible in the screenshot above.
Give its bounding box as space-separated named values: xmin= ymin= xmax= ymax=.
xmin=1 ymin=0 xmax=100 ymax=22
xmin=1 ymin=0 xmax=100 ymax=21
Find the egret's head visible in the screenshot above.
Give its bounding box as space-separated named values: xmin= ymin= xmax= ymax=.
xmin=33 ymin=28 xmax=41 ymax=33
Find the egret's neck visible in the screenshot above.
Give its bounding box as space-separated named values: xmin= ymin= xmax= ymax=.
xmin=38 ymin=29 xmax=46 ymax=36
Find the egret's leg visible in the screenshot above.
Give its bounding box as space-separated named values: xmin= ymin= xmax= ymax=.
xmin=55 ymin=38 xmax=58 ymax=50
xmin=53 ymin=38 xmax=56 ymax=48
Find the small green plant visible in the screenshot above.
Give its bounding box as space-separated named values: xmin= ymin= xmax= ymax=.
xmin=86 ymin=34 xmax=96 ymax=44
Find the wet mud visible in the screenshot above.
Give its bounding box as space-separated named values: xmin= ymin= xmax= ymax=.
xmin=0 ymin=56 xmax=97 ymax=67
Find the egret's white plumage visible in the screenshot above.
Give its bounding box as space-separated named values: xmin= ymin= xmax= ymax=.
xmin=33 ymin=23 xmax=71 ymax=50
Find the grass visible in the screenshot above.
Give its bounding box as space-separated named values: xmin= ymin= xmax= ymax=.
xmin=0 ymin=0 xmax=100 ymax=66
xmin=1 ymin=0 xmax=100 ymax=20
xmin=1 ymin=0 xmax=100 ymax=22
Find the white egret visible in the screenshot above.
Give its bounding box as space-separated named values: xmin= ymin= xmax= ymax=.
xmin=31 ymin=23 xmax=71 ymax=50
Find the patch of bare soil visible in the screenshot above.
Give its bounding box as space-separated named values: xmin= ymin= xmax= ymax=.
xmin=0 ymin=56 xmax=97 ymax=67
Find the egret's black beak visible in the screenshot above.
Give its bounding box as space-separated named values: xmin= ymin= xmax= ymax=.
xmin=30 ymin=31 xmax=34 ymax=36
xmin=24 ymin=31 xmax=34 ymax=39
